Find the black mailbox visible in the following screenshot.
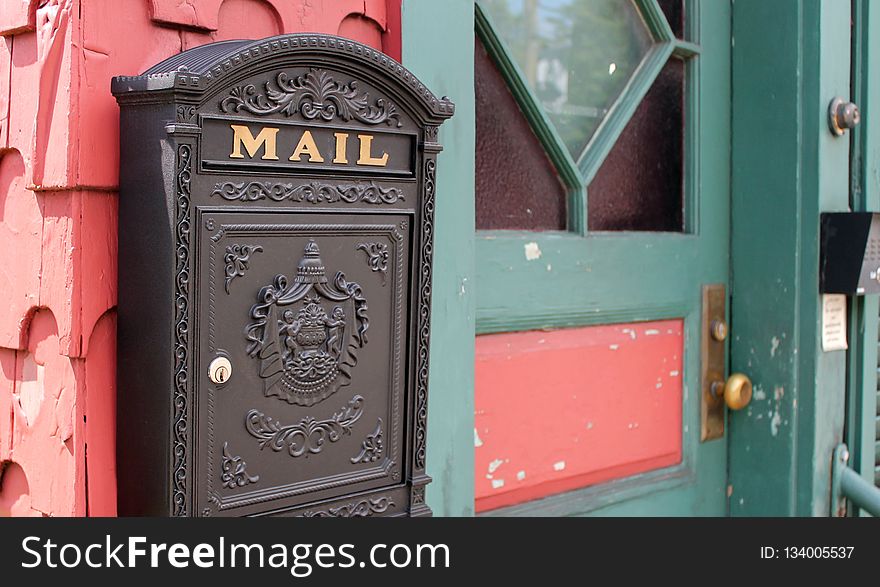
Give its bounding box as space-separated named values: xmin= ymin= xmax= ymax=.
xmin=820 ymin=212 xmax=880 ymax=295
xmin=112 ymin=35 xmax=453 ymax=517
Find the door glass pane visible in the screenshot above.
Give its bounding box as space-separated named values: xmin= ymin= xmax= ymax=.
xmin=476 ymin=35 xmax=568 ymax=231
xmin=588 ymin=58 xmax=685 ymax=232
xmin=479 ymin=0 xmax=655 ymax=159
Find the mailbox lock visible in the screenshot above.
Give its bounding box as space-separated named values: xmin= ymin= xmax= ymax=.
xmin=208 ymin=356 xmax=232 ymax=384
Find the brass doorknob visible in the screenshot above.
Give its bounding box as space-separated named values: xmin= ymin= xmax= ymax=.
xmin=711 ymin=373 xmax=753 ymax=411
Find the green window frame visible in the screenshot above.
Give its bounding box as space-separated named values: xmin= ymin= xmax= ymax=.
xmin=476 ymin=0 xmax=701 ymax=237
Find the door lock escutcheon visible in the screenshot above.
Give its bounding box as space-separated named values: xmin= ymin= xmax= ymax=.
xmin=701 ymin=284 xmax=753 ymax=441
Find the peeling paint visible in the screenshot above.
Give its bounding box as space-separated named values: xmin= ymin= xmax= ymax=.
xmin=644 ymin=329 xmax=660 ymax=336
xmin=524 ymin=242 xmax=541 ymax=261
xmin=491 ymin=479 xmax=505 ymax=489
xmin=770 ymin=336 xmax=780 ymax=358
xmin=770 ymin=411 xmax=782 ymax=436
xmin=475 ymin=319 xmax=683 ymax=511
xmin=474 ymin=428 xmax=483 ymax=448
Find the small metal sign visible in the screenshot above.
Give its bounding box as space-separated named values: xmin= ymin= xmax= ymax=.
xmin=113 ymin=35 xmax=453 ymax=517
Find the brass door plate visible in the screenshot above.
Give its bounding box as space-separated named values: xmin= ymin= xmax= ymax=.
xmin=701 ymin=284 xmax=726 ymax=441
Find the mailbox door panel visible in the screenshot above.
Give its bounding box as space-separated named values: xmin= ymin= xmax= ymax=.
xmin=195 ymin=211 xmax=410 ymax=516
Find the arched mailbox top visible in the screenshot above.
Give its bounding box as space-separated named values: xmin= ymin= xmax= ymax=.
xmin=111 ymin=34 xmax=455 ymax=124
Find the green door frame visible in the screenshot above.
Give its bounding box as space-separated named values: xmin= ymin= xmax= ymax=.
xmin=401 ymin=0 xmax=477 ymax=516
xmin=729 ymin=0 xmax=852 ymax=516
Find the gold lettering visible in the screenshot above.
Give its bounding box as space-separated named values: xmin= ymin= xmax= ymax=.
xmin=289 ymin=130 xmax=326 ymax=163
xmin=333 ymin=132 xmax=350 ymax=164
xmin=229 ymin=125 xmax=279 ymax=160
xmin=357 ymin=134 xmax=389 ymax=167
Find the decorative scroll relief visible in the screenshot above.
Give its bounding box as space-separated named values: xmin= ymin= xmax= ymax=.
xmin=411 ymin=486 xmax=425 ymax=505
xmin=245 ymin=240 xmax=369 ymax=407
xmin=351 ymin=419 xmax=383 ymax=464
xmin=414 ymin=158 xmax=437 ymax=471
xmin=176 ymin=105 xmax=196 ymax=123
xmin=302 ymin=496 xmax=394 ymax=518
xmin=356 ymin=243 xmax=389 ymax=281
xmin=220 ymin=68 xmax=403 ymax=127
xmin=173 ymin=143 xmax=192 ymax=517
xmin=211 ymin=181 xmax=404 ymax=205
xmin=224 ymin=244 xmax=262 ymax=294
xmin=220 ymin=442 xmax=259 ymax=489
xmin=245 ymin=395 xmax=364 ymax=458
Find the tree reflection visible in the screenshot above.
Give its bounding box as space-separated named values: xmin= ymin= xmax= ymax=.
xmin=479 ymin=0 xmax=652 ymax=157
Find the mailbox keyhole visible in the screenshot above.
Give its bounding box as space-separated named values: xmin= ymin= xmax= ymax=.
xmin=208 ymin=357 xmax=233 ymax=384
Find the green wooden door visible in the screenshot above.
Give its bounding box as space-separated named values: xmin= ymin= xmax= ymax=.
xmin=474 ymin=0 xmax=731 ymax=515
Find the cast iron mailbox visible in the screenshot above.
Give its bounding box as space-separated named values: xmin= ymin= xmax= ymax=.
xmin=112 ymin=35 xmax=453 ymax=517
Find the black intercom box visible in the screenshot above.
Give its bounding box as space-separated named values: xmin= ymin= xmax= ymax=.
xmin=820 ymin=212 xmax=880 ymax=295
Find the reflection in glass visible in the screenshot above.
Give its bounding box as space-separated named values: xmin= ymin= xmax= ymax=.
xmin=479 ymin=0 xmax=654 ymax=158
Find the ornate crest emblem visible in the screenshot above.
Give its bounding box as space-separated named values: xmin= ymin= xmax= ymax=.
xmin=245 ymin=241 xmax=369 ymax=406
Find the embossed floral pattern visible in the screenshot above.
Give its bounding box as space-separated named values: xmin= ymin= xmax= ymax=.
xmin=211 ymin=180 xmax=404 ymax=205
xmin=245 ymin=395 xmax=364 ymax=458
xmin=223 ymin=244 xmax=262 ymax=294
xmin=220 ymin=68 xmax=402 ymax=127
